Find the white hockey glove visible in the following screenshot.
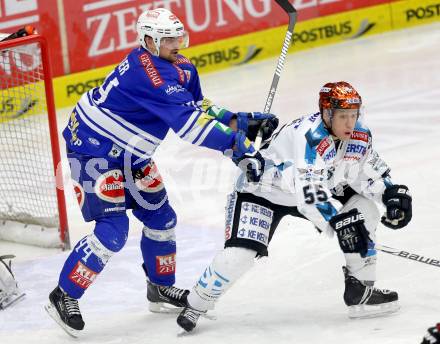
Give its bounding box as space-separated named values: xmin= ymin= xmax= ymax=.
xmin=0 ymin=255 xmax=25 ymax=310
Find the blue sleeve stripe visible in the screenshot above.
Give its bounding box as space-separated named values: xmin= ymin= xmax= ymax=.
xmin=176 ymin=110 xmax=200 ymax=137
xmin=193 ymin=120 xmax=217 ymax=146
xmin=76 ymin=102 xmax=154 ymax=159
xmin=87 ymin=92 xmax=161 ymax=146
xmin=304 ymin=144 xmax=316 ymax=164
xmin=315 ymin=202 xmax=338 ymax=221
xmin=181 ymin=117 xmax=208 ymax=143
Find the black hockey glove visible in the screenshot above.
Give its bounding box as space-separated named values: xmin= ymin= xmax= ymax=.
xmin=236 ymin=112 xmax=279 ymax=141
xmin=329 ymin=209 xmax=371 ymax=258
xmin=421 ymin=323 xmax=440 ymax=344
xmin=381 ymin=185 xmax=412 ymax=230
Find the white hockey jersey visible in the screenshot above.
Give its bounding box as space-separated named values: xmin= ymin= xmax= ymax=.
xmin=236 ymin=112 xmax=393 ymax=233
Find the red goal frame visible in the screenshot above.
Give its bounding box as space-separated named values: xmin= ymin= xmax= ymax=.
xmin=0 ymin=34 xmax=69 ymax=249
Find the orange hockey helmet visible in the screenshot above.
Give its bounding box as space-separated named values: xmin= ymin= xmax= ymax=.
xmin=319 ymin=81 xmax=362 ymax=112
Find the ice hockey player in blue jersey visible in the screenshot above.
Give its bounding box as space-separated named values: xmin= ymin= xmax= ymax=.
xmin=44 ymin=8 xmax=278 ymax=337
xmin=176 ymin=81 xmax=413 ymax=332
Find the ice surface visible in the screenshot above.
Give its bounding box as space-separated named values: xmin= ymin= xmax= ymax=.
xmin=1 ymin=22 xmax=440 ymax=343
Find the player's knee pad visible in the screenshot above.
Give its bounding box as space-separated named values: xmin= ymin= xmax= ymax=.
xmin=93 ymin=215 xmax=129 ymax=253
xmin=188 ymin=247 xmax=256 ymax=311
xmin=340 ymin=194 xmax=380 ymax=241
xmin=58 ymin=215 xmax=128 ymax=298
xmin=138 ymin=202 xmax=177 ymax=286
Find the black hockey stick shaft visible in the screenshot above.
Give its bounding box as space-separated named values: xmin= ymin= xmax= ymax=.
xmin=376 ymin=244 xmax=440 ymax=269
xmin=0 ymin=25 xmax=35 ymax=42
xmin=254 ymin=0 xmax=297 ymax=150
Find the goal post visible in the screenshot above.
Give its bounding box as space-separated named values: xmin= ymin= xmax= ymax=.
xmin=0 ymin=33 xmax=70 ymax=249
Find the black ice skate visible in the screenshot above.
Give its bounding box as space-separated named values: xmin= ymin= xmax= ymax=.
xmin=147 ymin=280 xmax=189 ymax=313
xmin=343 ymin=266 xmax=400 ymax=319
xmin=177 ymin=306 xmax=206 ymax=332
xmin=44 ymin=286 xmax=84 ymax=337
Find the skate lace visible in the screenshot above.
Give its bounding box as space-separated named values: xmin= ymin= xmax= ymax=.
xmin=159 ymin=286 xmax=186 ymax=300
xmin=63 ymin=295 xmax=81 ymax=316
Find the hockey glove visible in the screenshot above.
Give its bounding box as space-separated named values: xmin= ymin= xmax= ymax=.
xmin=232 ymin=132 xmax=265 ymax=183
xmin=381 ymin=184 xmax=412 ymax=230
xmin=421 ymin=323 xmax=440 ymax=344
xmin=236 ymin=112 xmax=279 ymax=141
xmin=329 ymin=209 xmax=371 ymax=258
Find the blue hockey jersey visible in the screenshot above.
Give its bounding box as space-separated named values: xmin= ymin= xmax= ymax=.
xmin=63 ymin=47 xmax=236 ymax=166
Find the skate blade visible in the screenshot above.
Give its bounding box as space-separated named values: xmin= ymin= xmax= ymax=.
xmin=149 ymin=302 xmax=183 ymax=314
xmin=0 ymin=292 xmax=25 ymax=310
xmin=348 ymin=300 xmax=400 ymax=319
xmin=44 ymin=303 xmax=81 ymax=338
xmin=177 ymin=326 xmax=193 ymax=336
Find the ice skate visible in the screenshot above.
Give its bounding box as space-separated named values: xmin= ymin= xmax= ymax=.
xmin=44 ymin=286 xmax=84 ymax=337
xmin=147 ymin=280 xmax=189 ymax=313
xmin=177 ymin=305 xmax=206 ymax=332
xmin=343 ymin=267 xmax=400 ymax=319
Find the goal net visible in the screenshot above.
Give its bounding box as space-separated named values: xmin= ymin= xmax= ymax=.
xmin=0 ymin=33 xmax=69 ymax=249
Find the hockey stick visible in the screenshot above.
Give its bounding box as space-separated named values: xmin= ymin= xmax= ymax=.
xmin=254 ymin=0 xmax=297 ymax=150
xmin=0 ymin=26 xmax=35 ymax=42
xmin=376 ymin=244 xmax=440 ymax=269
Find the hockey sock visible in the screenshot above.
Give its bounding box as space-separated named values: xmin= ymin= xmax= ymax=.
xmin=188 ymin=247 xmax=256 ymax=311
xmin=344 ymin=242 xmax=377 ymax=283
xmin=141 ymin=226 xmax=176 ymax=286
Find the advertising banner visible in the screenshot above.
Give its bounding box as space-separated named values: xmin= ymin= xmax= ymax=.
xmin=62 ymin=0 xmax=392 ymax=74
xmin=52 ymin=1 xmax=393 ymax=106
xmin=390 ymin=0 xmax=440 ymax=29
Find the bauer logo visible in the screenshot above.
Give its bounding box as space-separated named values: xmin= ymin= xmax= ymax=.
xmin=156 ymin=254 xmax=176 ymax=275
xmin=406 ymin=4 xmax=440 ymax=21
xmin=68 ymin=261 xmax=98 ymax=289
xmin=95 ymin=170 xmax=125 ymax=203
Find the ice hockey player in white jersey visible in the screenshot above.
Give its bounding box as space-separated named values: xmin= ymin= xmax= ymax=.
xmin=176 ymin=81 xmax=413 ymax=332
xmin=0 ymin=255 xmax=25 ymax=309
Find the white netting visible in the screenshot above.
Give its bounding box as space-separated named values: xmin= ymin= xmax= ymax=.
xmin=0 ymin=40 xmax=59 ymax=231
